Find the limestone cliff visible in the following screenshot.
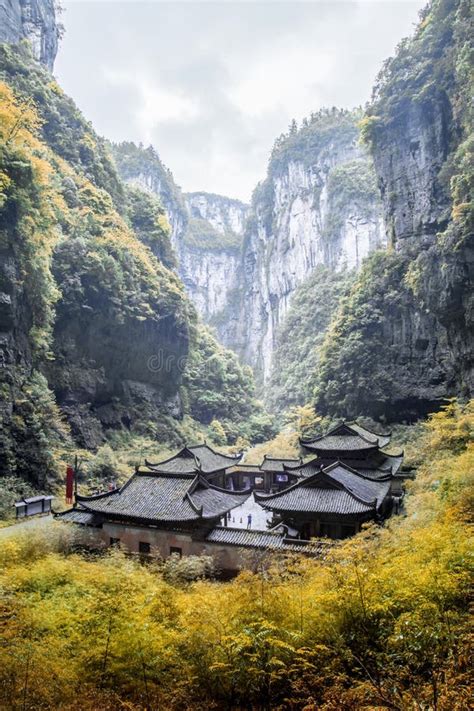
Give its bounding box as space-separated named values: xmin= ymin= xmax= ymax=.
xmin=0 ymin=0 xmax=58 ymax=69
xmin=113 ymin=116 xmax=385 ymax=384
xmin=315 ymin=0 xmax=473 ymax=419
xmin=179 ymin=192 xmax=248 ymax=337
xmin=236 ymin=111 xmax=385 ymax=382
xmin=112 ymin=142 xmax=249 ymax=345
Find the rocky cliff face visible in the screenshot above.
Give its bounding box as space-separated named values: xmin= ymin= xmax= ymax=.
xmin=113 ymin=117 xmax=385 ymax=384
xmin=0 ymin=0 xmax=58 ymax=69
xmin=112 ymin=143 xmax=249 ymax=344
xmin=314 ymin=0 xmax=473 ymax=420
xmin=366 ymin=0 xmax=472 ymax=403
xmin=236 ymin=112 xmax=385 ymax=381
xmin=179 ymin=192 xmax=248 ymax=335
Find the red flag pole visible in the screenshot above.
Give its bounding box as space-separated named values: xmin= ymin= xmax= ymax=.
xmin=65 ymin=465 xmax=74 ymax=504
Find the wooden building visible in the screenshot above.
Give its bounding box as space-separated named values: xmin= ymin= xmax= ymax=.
xmin=57 ymin=426 xmax=406 ymax=563
xmin=225 ymin=457 xmax=301 ymax=492
xmin=299 ymin=421 xmax=406 ymax=495
xmin=145 ymin=443 xmax=242 ymax=489
xmin=15 ymin=495 xmax=54 ymax=518
xmin=255 ymin=460 xmax=393 ymax=540
xmin=58 ymin=464 xmax=251 ymax=558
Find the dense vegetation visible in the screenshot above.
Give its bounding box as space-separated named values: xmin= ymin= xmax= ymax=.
xmin=185 ymin=324 xmax=275 ymax=444
xmin=183 ymin=216 xmax=241 ymax=251
xmin=111 ymin=141 xmax=185 ymax=221
xmin=269 ymin=266 xmax=355 ymax=413
xmin=314 ymin=251 xmax=424 ymax=418
xmin=270 ymin=108 xmax=361 ymax=173
xmin=0 ymin=401 xmax=471 ymax=709
xmin=0 ymin=43 xmax=125 ymax=207
xmin=315 ymin=0 xmax=473 ymax=418
xmin=0 ymin=46 xmax=268 ymax=506
xmin=124 ymin=186 xmax=177 ymax=269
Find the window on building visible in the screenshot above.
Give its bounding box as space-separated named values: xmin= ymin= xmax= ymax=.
xmin=110 ymin=537 xmax=120 ymax=546
xmin=139 ymin=541 xmax=151 ymax=554
xmin=170 ymin=546 xmax=182 ymax=557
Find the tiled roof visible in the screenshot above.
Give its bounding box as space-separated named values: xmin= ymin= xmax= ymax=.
xmin=290 ymin=452 xmax=403 ymax=481
xmin=255 ymin=462 xmax=390 ymax=516
xmin=146 ymin=443 xmax=241 ymax=475
xmin=301 ymin=422 xmax=391 ymax=453
xmin=206 ymin=526 xmax=326 ymax=553
xmin=260 ymin=456 xmax=300 ymax=472
xmin=226 ymin=464 xmax=263 ymax=473
xmin=56 ymin=508 xmax=97 ymax=525
xmin=76 ymin=471 xmax=249 ymax=523
xmin=347 ymin=422 xmax=391 ymax=448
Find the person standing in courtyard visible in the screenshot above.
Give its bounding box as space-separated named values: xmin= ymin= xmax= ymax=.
xmin=247 ymin=513 xmax=252 ymax=529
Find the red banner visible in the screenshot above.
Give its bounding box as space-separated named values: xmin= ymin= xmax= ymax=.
xmin=66 ymin=466 xmax=74 ymax=504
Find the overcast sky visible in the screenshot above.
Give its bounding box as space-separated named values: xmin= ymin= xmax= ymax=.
xmin=55 ymin=1 xmax=424 ymax=202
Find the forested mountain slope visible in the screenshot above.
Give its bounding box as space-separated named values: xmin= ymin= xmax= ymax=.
xmin=314 ymin=0 xmax=473 ymax=420
xmin=0 ymin=44 xmax=270 ymax=494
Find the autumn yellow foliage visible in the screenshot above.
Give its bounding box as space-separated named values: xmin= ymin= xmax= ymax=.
xmin=0 ymin=401 xmax=472 ymax=709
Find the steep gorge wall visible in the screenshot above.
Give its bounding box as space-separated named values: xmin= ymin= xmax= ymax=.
xmin=236 ymin=112 xmax=385 ymax=381
xmin=314 ymin=0 xmax=473 ymax=420
xmin=113 ymin=115 xmax=385 ymax=385
xmin=112 ymin=143 xmax=249 ymax=344
xmin=0 ymin=0 xmax=58 ymax=69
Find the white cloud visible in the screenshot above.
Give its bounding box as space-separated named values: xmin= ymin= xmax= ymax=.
xmin=55 ymin=0 xmax=425 ymax=202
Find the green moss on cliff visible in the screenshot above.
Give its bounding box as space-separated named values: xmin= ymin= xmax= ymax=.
xmin=183 ymin=217 xmax=241 ymax=251
xmin=111 ymin=141 xmax=187 ymax=224
xmin=316 ymin=0 xmax=473 ymax=417
xmin=124 ymin=186 xmax=177 ymax=269
xmin=270 ymin=108 xmax=361 ymax=173
xmin=314 ymin=252 xmax=411 ymax=418
xmin=269 ymin=266 xmax=355 ymax=413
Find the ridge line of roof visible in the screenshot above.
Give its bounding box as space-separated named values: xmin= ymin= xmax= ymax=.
xmin=346 ymin=420 xmax=392 ymax=437
xmin=144 ymin=446 xmax=198 ymax=468
xmin=189 ymin=443 xmax=242 ymax=462
xmin=254 ymin=464 xmax=378 ymax=507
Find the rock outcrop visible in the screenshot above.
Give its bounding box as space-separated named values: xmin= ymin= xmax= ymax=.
xmin=0 ymin=0 xmax=58 ymax=69
xmin=112 ymin=142 xmax=250 ymax=345
xmin=314 ymin=0 xmax=473 ymax=419
xmin=235 ymin=113 xmax=385 ymax=381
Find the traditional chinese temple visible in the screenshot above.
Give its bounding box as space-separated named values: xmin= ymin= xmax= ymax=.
xmin=253 ymin=421 xmax=407 ymax=539
xmin=57 ymin=423 xmax=407 ymax=566
xmin=298 ymin=421 xmax=406 ymax=495
xmin=58 ymin=460 xmax=251 ymax=559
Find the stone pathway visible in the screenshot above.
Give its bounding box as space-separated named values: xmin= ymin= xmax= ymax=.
xmin=0 ymin=514 xmax=53 ymax=539
xmin=225 ymin=494 xmax=272 ymax=531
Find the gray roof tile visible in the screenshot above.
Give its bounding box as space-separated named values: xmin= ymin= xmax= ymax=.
xmin=255 ymin=462 xmax=390 ymax=516
xmin=260 ymin=457 xmax=300 ymax=472
xmin=76 ymin=472 xmax=249 ymax=523
xmin=206 ymin=526 xmax=326 ymax=553
xmin=146 ymin=444 xmax=241 ymax=475
xmin=56 ymin=508 xmax=97 ymax=525
xmin=301 ymin=422 xmax=391 ymax=452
